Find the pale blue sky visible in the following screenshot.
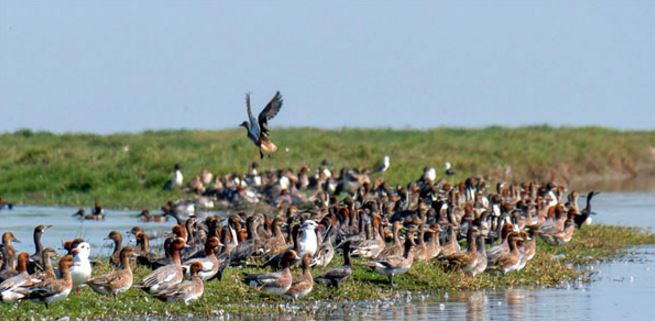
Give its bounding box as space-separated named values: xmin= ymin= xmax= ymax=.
xmin=1 ymin=1 xmax=653 ymax=134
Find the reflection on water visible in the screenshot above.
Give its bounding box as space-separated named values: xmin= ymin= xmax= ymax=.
xmin=0 ymin=193 xmax=653 ymax=321
xmin=237 ymin=248 xmax=653 ymax=321
xmin=227 ymin=192 xmax=655 ymax=321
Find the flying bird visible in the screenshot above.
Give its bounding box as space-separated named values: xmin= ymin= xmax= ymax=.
xmin=240 ymin=91 xmax=283 ymax=159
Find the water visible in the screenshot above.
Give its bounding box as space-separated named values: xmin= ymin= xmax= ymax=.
xmin=1 ymin=193 xmax=653 ymax=320
xmin=1 ymin=206 xmax=180 ymax=256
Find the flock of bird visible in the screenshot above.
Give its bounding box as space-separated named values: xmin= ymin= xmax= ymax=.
xmin=0 ymin=160 xmax=599 ymax=308
xmin=0 ymin=92 xmax=600 ymax=309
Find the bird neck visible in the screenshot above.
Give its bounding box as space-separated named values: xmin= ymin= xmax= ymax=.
xmin=121 ymin=255 xmax=132 ymax=272
xmin=34 ymin=231 xmax=44 ymax=253
xmin=113 ymin=239 xmax=122 ymax=255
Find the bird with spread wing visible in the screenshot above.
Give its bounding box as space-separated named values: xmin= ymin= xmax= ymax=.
xmin=240 ymin=91 xmax=283 ymax=159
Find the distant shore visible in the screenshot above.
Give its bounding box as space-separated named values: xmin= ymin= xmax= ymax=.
xmin=1 ymin=126 xmax=654 ymax=209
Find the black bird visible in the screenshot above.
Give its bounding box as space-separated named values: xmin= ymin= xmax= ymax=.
xmin=240 ymin=91 xmax=283 ymax=159
xmin=574 ymin=191 xmax=600 ymax=228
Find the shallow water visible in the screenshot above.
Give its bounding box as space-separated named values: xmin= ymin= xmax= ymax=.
xmin=1 ymin=193 xmax=654 ymax=320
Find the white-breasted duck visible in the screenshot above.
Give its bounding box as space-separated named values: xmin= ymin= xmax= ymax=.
xmin=137 ymin=238 xmax=187 ymax=296
xmin=283 ymin=254 xmax=313 ymax=300
xmin=182 ymin=236 xmax=221 ymax=281
xmin=21 ymin=255 xmax=75 ymax=308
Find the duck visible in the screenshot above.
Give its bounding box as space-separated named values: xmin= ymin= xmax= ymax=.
xmin=283 ymin=254 xmax=313 ymax=300
xmin=350 ymin=215 xmax=385 ymax=258
xmin=540 ymin=216 xmax=575 ymax=245
xmin=0 ymin=233 xmax=20 ymax=281
xmin=375 ymin=220 xmax=404 ymax=260
xmin=21 ymin=255 xmax=75 ymax=308
xmin=424 ymin=224 xmax=442 ymax=259
xmin=0 ymin=196 xmax=14 ymax=210
xmin=471 ymin=234 xmax=488 ymax=276
xmin=315 ymin=241 xmax=352 ymax=288
xmin=365 ymin=239 xmax=415 ymax=286
xmin=414 ymin=224 xmax=432 ymax=262
xmin=133 ymin=230 xmax=152 ymax=259
xmin=87 ymin=247 xmax=136 ymax=297
xmin=155 ymin=262 xmax=204 ymax=305
xmin=243 ymin=250 xmax=296 ymax=296
xmin=240 ymin=91 xmax=283 ymax=159
xmin=312 ymin=231 xmax=335 ymax=267
xmin=0 ymin=252 xmax=32 ymax=303
xmin=486 ymin=223 xmax=514 ymax=264
xmin=70 ymin=242 xmax=92 ymax=291
xmin=29 ymin=224 xmax=53 ymax=273
xmin=574 ymin=191 xmax=599 ymax=228
xmin=138 ymin=209 xmax=169 ymax=223
xmin=31 ymin=248 xmax=58 ymax=282
xmin=489 ymin=232 xmax=523 ymax=274
xmin=137 ymin=238 xmax=186 ymax=295
xmin=72 ymin=206 xmax=104 ymax=220
xmin=105 ymin=231 xmax=123 ymax=267
xmin=182 ymin=236 xmax=221 ymax=281
xmin=444 ymin=162 xmax=455 ymax=176
xmin=444 ymin=228 xmax=483 ymax=276
xmin=163 ymin=164 xmax=184 ymax=190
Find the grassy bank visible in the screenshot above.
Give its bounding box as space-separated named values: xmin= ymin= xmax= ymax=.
xmin=1 ymin=126 xmax=654 ymax=209
xmin=0 ymin=225 xmax=652 ymax=320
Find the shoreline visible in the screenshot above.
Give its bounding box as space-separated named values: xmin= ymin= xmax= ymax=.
xmin=1 ymin=224 xmax=653 ymax=320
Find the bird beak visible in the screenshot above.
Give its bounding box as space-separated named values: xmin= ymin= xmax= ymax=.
xmin=45 ymin=225 xmax=53 ymax=231
xmin=13 ymin=239 xmax=21 ymax=243
xmin=72 ymin=248 xmax=80 ymax=255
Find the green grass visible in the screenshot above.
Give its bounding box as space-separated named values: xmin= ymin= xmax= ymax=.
xmin=1 ymin=126 xmax=654 ymax=209
xmin=0 ymin=225 xmax=652 ymax=320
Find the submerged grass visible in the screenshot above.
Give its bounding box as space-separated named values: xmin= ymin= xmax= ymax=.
xmin=1 ymin=225 xmax=652 ymax=320
xmin=1 ymin=126 xmax=654 ymax=209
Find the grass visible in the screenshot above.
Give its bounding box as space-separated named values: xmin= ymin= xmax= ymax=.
xmin=0 ymin=225 xmax=653 ymax=320
xmin=0 ymin=126 xmax=654 ymax=209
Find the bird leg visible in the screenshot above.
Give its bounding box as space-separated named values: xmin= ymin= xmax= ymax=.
xmin=259 ymin=149 xmax=264 ymax=159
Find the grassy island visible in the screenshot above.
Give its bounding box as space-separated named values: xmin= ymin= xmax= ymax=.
xmin=0 ymin=225 xmax=652 ymax=320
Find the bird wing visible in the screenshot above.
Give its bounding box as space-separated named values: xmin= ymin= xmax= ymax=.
xmin=0 ymin=273 xmax=30 ymax=291
xmin=88 ymin=270 xmax=125 ymax=287
xmin=258 ymin=91 xmax=283 ymax=137
xmin=245 ymin=93 xmax=261 ymax=139
xmin=24 ymin=278 xmax=61 ymax=298
xmin=317 ymin=266 xmax=351 ymax=280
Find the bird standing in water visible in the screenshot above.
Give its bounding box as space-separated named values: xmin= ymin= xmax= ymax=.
xmin=240 ymin=91 xmax=283 ymax=159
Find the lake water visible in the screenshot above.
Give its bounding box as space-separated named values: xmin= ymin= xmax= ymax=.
xmin=1 ymin=192 xmax=653 ymax=321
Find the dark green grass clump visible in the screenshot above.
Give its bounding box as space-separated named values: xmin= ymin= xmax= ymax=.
xmin=0 ymin=225 xmax=652 ymax=320
xmin=1 ymin=126 xmax=654 ymax=209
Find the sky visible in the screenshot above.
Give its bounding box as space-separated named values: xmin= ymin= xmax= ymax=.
xmin=1 ymin=1 xmax=653 ymax=134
